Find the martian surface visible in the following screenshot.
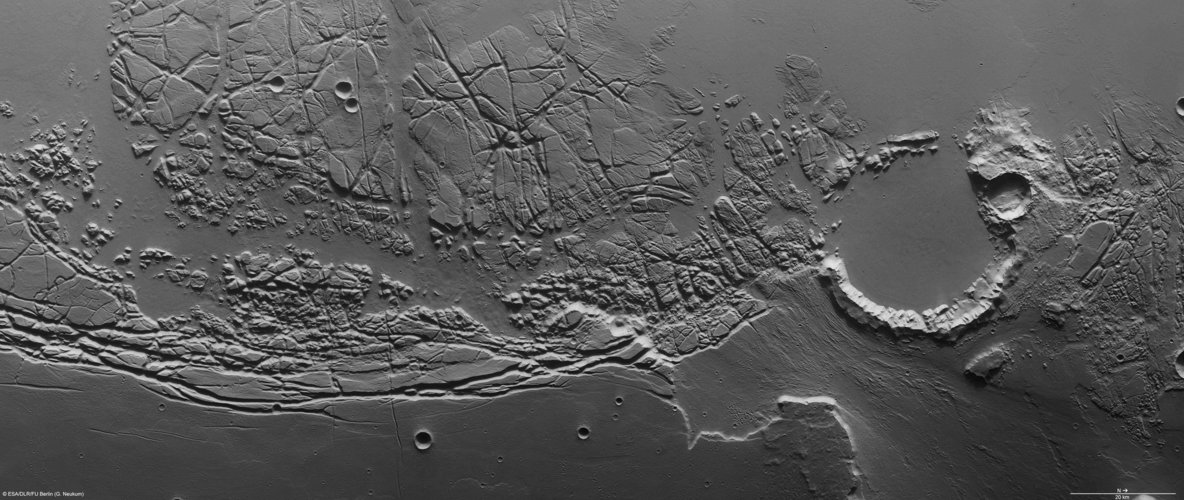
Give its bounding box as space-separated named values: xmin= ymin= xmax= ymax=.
xmin=0 ymin=0 xmax=1182 ymax=498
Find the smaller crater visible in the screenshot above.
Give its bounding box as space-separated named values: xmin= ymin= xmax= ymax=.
xmin=344 ymin=97 xmax=360 ymax=114
xmin=414 ymin=430 xmax=433 ymax=451
xmin=1176 ymin=97 xmax=1184 ymax=119
xmin=335 ymin=80 xmax=354 ymax=99
xmin=576 ymin=425 xmax=591 ymax=440
xmin=267 ymin=75 xmax=285 ymax=93
xmin=983 ymin=172 xmax=1031 ymax=220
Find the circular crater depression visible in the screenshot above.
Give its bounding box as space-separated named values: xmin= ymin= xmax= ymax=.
xmin=267 ymin=75 xmax=285 ymax=93
xmin=983 ymin=172 xmax=1031 ymax=220
xmin=335 ymin=80 xmax=354 ymax=99
xmin=827 ymin=154 xmax=996 ymax=310
xmin=414 ymin=430 xmax=433 ymax=451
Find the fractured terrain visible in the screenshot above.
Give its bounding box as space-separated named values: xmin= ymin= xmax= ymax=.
xmin=0 ymin=0 xmax=1182 ymax=497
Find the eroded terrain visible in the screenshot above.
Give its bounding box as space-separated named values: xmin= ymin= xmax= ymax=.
xmin=0 ymin=0 xmax=1183 ymax=498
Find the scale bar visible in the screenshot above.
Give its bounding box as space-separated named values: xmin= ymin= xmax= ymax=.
xmin=1069 ymin=494 xmax=1177 ymax=497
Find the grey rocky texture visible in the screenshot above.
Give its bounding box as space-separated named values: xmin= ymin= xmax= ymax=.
xmin=108 ymin=0 xmax=413 ymax=251
xmin=0 ymin=0 xmax=1182 ymax=498
xmin=823 ymin=252 xmax=1017 ymax=337
xmin=401 ymin=5 xmax=708 ymax=240
xmin=963 ymin=342 xmax=1011 ymax=381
